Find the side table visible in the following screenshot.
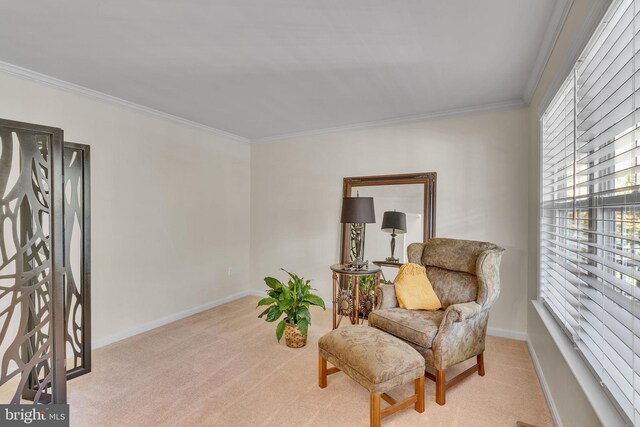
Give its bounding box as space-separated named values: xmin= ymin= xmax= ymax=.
xmin=372 ymin=260 xmax=403 ymax=283
xmin=330 ymin=264 xmax=381 ymax=329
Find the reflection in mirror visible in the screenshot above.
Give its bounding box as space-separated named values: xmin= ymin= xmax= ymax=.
xmin=357 ymin=184 xmax=423 ymax=266
xmin=340 ymin=173 xmax=437 ymax=284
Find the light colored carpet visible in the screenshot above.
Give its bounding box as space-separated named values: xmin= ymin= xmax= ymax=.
xmin=65 ymin=296 xmax=552 ymax=427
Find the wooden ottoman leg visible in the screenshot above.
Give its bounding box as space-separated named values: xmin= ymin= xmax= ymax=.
xmin=477 ymin=352 xmax=485 ymax=376
xmin=370 ymin=393 xmax=381 ymax=427
xmin=319 ymin=355 xmax=327 ymax=388
xmin=436 ymin=369 xmax=446 ymax=405
xmin=415 ymin=376 xmax=425 ymax=413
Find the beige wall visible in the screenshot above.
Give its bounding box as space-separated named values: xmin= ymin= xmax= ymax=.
xmin=0 ymin=73 xmax=251 ymax=347
xmin=251 ymin=107 xmax=530 ymax=336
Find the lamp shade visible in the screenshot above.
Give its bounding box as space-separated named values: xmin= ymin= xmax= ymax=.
xmin=381 ymin=211 xmax=407 ymax=234
xmin=340 ymin=197 xmax=375 ymax=223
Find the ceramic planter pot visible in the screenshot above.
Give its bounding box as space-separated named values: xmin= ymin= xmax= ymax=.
xmin=284 ymin=322 xmax=306 ymax=348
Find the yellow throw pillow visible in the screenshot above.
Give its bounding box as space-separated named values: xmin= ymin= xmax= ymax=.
xmin=394 ymin=263 xmax=442 ymax=311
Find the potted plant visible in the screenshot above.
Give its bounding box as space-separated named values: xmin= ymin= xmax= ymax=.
xmin=257 ymin=269 xmax=326 ymax=348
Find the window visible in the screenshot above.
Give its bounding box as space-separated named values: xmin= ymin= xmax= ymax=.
xmin=540 ymin=0 xmax=640 ymax=424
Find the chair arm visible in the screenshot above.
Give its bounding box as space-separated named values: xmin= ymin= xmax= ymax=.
xmin=439 ymin=301 xmax=483 ymax=330
xmin=374 ymin=284 xmax=398 ymax=309
xmin=476 ymin=248 xmax=505 ymax=308
xmin=432 ymin=301 xmax=488 ymax=370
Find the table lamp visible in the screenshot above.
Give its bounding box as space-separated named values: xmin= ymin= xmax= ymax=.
xmin=381 ymin=210 xmax=406 ymax=263
xmin=341 ymin=195 xmax=375 ymax=270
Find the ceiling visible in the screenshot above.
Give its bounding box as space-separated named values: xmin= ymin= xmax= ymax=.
xmin=0 ymin=0 xmax=562 ymax=141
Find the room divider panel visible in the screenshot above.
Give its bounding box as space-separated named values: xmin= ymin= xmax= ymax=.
xmin=62 ymin=142 xmax=91 ymax=380
xmin=0 ymin=119 xmax=92 ymax=404
xmin=0 ymin=119 xmax=66 ymax=403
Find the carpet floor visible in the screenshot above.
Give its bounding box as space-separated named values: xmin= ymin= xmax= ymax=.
xmin=65 ymin=296 xmax=553 ymax=427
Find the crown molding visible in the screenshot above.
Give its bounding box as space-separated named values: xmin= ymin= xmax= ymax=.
xmin=0 ymin=61 xmax=528 ymax=145
xmin=523 ymin=0 xmax=574 ymax=104
xmin=0 ymin=60 xmax=251 ymax=144
xmin=251 ymin=99 xmax=526 ymax=144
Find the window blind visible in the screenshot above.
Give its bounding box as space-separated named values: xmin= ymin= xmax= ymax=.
xmin=540 ymin=0 xmax=640 ymax=424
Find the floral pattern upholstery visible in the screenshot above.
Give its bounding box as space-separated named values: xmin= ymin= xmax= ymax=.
xmin=421 ymin=238 xmax=498 ymax=274
xmin=374 ymin=284 xmax=398 ymax=309
xmin=407 ymin=243 xmax=424 ymax=264
xmin=374 ymin=238 xmax=504 ymax=371
xmin=432 ymin=309 xmax=489 ymax=369
xmin=368 ymin=308 xmax=444 ymax=348
xmin=425 ymin=266 xmax=477 ymax=308
xmin=318 ymin=326 xmax=424 ymax=393
xmin=476 ymin=249 xmax=503 ymax=307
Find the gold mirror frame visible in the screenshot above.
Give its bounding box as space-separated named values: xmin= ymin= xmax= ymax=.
xmin=340 ymin=172 xmax=437 ymax=264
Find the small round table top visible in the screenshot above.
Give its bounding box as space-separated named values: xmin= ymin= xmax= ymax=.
xmin=330 ymin=264 xmax=381 ymax=275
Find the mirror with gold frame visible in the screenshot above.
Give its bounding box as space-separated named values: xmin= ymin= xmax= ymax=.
xmin=339 ymin=172 xmax=437 ymax=281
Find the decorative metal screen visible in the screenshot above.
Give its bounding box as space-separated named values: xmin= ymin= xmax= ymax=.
xmin=0 ymin=119 xmax=65 ymax=403
xmin=63 ymin=142 xmax=91 ymax=379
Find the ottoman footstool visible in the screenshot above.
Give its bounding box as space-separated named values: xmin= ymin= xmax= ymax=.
xmin=318 ymin=326 xmax=425 ymax=427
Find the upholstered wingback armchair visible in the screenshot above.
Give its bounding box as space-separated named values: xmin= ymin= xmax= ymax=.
xmin=368 ymin=238 xmax=505 ymax=405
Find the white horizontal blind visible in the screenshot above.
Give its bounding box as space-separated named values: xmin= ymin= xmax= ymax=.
xmin=541 ymin=0 xmax=640 ymax=424
xmin=541 ymin=75 xmax=578 ymax=336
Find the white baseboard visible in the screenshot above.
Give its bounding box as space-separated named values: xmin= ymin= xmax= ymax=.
xmin=92 ymin=290 xmax=254 ymax=349
xmin=487 ymin=326 xmax=527 ymax=341
xmin=98 ymin=288 xmax=526 ymax=346
xmin=247 ymin=289 xmax=265 ymax=297
xmin=251 ymin=289 xmax=526 ymax=341
xmin=527 ymin=337 xmax=563 ymax=427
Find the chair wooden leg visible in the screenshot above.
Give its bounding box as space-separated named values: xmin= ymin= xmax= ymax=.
xmin=370 ymin=393 xmax=381 ymax=427
xmin=318 ymin=355 xmax=327 ymax=388
xmin=415 ymin=376 xmax=425 ymax=413
xmin=435 ymin=370 xmax=446 ymax=405
xmin=477 ymin=352 xmax=485 ymax=377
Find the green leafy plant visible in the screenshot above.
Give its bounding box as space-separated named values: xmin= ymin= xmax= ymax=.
xmin=257 ymin=269 xmax=326 ymax=342
xmin=349 ymin=274 xmax=375 ymax=293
